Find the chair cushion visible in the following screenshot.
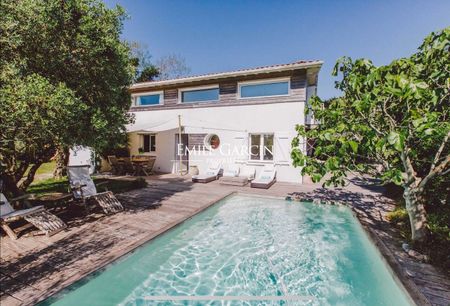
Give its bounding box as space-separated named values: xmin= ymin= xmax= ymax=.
xmin=1 ymin=206 xmax=44 ymax=220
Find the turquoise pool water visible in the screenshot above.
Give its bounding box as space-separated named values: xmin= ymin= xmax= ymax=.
xmin=42 ymin=195 xmax=413 ymax=306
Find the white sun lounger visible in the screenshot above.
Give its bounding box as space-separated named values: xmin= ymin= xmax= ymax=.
xmin=219 ymin=165 xmax=248 ymax=186
xmin=192 ymin=163 xmax=222 ymax=183
xmin=240 ymin=166 xmax=256 ymax=181
xmin=250 ymin=165 xmax=277 ymax=189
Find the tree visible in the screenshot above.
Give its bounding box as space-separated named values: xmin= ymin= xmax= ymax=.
xmin=130 ymin=44 xmax=191 ymax=82
xmin=0 ymin=0 xmax=135 ymax=195
xmin=131 ymin=42 xmax=160 ymax=82
xmin=155 ymin=54 xmax=191 ymax=80
xmin=291 ymin=28 xmax=450 ymax=243
xmin=0 ymin=74 xmax=84 ymax=195
xmin=135 ymin=66 xmax=160 ymax=82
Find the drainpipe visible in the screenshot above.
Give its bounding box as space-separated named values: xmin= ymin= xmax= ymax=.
xmin=178 ymin=114 xmax=183 ymax=175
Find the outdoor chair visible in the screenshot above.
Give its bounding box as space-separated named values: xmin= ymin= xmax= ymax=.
xmin=192 ymin=163 xmax=222 ymax=183
xmin=240 ymin=166 xmax=256 ymax=181
xmin=250 ymin=165 xmax=277 ymax=189
xmin=67 ymin=165 xmax=124 ymax=214
xmin=0 ymin=193 xmax=67 ymax=240
xmin=107 ymin=155 xmax=123 ymax=175
xmin=219 ymin=165 xmax=248 ymax=186
xmin=121 ymin=157 xmax=136 ymax=175
xmin=142 ymin=157 xmax=156 ymax=175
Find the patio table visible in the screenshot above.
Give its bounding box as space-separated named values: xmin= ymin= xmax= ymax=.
xmin=131 ymin=160 xmax=149 ymax=176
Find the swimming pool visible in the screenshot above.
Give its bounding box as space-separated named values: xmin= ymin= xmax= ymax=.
xmin=41 ymin=194 xmax=413 ymax=305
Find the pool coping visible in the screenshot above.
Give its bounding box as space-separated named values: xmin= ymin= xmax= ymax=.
xmin=36 ymin=191 xmax=428 ymax=305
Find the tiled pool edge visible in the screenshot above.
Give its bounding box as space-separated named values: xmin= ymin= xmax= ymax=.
xmin=31 ymin=191 xmax=236 ymax=305
xmin=285 ymin=195 xmax=430 ymax=306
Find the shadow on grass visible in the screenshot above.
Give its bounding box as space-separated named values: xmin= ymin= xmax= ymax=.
xmin=27 ymin=177 xmax=147 ymax=196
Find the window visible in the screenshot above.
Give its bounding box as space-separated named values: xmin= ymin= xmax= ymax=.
xmin=134 ymin=92 xmax=163 ymax=106
xmin=181 ymin=87 xmax=219 ymax=103
xmin=141 ymin=134 xmax=156 ymax=152
xmin=204 ymin=134 xmax=220 ymax=150
xmin=239 ymin=79 xmax=289 ymax=98
xmin=249 ymin=134 xmax=274 ymax=161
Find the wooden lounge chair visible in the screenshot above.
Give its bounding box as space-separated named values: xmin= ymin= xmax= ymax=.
xmin=250 ymin=165 xmax=277 ymax=189
xmin=219 ymin=165 xmax=248 ymax=186
xmin=67 ymin=165 xmax=124 ymax=214
xmin=192 ymin=163 xmax=222 ymax=183
xmin=1 ymin=193 xmax=67 ymax=240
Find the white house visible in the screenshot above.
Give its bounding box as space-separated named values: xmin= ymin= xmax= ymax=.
xmin=126 ymin=60 xmax=322 ymax=183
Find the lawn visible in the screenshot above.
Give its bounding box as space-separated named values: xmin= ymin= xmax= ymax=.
xmin=27 ymin=176 xmax=147 ymax=196
xmin=36 ymin=161 xmax=56 ymax=176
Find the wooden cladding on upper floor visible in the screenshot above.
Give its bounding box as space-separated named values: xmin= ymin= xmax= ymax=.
xmin=130 ymin=70 xmax=308 ymax=111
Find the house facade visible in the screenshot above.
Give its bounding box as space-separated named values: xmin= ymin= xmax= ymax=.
xmin=126 ymin=60 xmax=322 ymax=183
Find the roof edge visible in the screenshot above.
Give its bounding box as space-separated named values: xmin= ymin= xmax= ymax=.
xmin=131 ymin=60 xmax=323 ymax=89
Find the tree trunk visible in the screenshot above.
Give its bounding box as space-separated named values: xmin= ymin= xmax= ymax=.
xmin=403 ymin=186 xmax=429 ymax=243
xmin=19 ymin=162 xmax=42 ymax=191
xmin=53 ymin=146 xmax=70 ymax=179
xmin=0 ymin=173 xmax=23 ymax=198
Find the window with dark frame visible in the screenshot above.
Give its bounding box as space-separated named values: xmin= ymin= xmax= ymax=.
xmin=142 ymin=134 xmax=156 ymax=152
xmin=249 ymin=134 xmax=274 ymax=161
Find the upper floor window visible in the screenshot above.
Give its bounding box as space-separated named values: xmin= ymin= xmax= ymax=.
xmin=239 ymin=79 xmax=289 ymax=98
xmin=180 ymin=86 xmax=219 ymax=103
xmin=134 ymin=92 xmax=163 ymax=106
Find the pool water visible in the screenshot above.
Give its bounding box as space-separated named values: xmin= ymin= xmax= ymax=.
xmin=42 ymin=195 xmax=413 ymax=306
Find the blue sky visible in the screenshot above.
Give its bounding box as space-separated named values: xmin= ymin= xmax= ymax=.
xmin=105 ymin=0 xmax=449 ymax=99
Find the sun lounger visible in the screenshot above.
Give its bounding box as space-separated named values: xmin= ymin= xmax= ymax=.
xmin=1 ymin=193 xmax=67 ymax=240
xmin=219 ymin=165 xmax=248 ymax=186
xmin=67 ymin=165 xmax=124 ymax=214
xmin=250 ymin=165 xmax=277 ymax=189
xmin=240 ymin=166 xmax=256 ymax=181
xmin=192 ymin=163 xmax=222 ymax=183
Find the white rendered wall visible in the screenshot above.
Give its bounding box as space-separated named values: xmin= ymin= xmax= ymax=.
xmin=129 ymin=102 xmax=306 ymax=183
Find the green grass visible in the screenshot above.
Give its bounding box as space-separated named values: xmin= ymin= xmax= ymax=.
xmin=27 ymin=176 xmax=147 ymax=196
xmin=36 ymin=161 xmax=56 ymax=176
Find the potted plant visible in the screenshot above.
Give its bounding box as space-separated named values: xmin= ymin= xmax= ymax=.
xmin=138 ymin=147 xmax=144 ymax=154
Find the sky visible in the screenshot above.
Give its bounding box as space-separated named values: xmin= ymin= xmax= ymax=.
xmin=104 ymin=0 xmax=450 ymax=99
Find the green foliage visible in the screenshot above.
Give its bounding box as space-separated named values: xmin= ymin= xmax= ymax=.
xmin=386 ymin=207 xmax=408 ymax=224
xmin=292 ymin=28 xmax=449 ymax=187
xmin=0 ymin=0 xmax=136 ymax=194
xmin=136 ymin=65 xmax=160 ymax=82
xmin=387 ymin=203 xmax=450 ymax=272
xmin=292 ymin=27 xmax=449 ymax=242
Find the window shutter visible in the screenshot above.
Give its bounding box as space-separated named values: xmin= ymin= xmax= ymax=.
xmin=274 ymin=132 xmax=292 ymax=164
xmin=234 ymin=132 xmax=248 ymax=161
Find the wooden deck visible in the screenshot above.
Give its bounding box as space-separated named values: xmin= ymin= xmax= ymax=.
xmin=1 ymin=174 xmax=449 ymax=306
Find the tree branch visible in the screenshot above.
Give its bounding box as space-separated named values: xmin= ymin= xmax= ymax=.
xmin=419 ymin=154 xmax=450 ymax=189
xmin=429 ymin=130 xmax=449 ymax=173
